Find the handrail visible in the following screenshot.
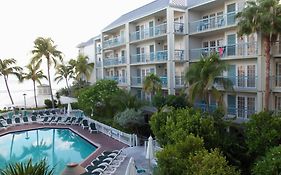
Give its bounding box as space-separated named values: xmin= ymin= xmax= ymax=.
xmin=130 ymin=23 xmax=167 ymax=42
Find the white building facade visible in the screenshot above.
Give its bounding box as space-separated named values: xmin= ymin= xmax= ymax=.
xmin=77 ymin=0 xmax=281 ymax=120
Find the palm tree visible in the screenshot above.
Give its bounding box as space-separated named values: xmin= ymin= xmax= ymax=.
xmin=54 ymin=63 xmax=73 ymax=95
xmin=236 ymin=0 xmax=281 ymax=110
xmin=143 ymin=73 xmax=162 ymax=96
xmin=31 ymin=37 xmax=62 ymax=108
xmin=69 ymin=54 xmax=94 ymax=82
xmin=0 ymin=58 xmax=22 ymax=105
xmin=22 ymin=60 xmax=47 ymax=108
xmin=185 ymin=53 xmax=233 ymax=110
xmin=0 ymin=159 xmax=54 ymax=175
xmin=110 ymin=90 xmax=144 ymax=111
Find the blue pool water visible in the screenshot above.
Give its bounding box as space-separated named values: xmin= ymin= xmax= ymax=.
xmin=0 ymin=128 xmax=97 ymax=174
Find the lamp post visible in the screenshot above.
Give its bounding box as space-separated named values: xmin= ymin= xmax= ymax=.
xmin=23 ymin=93 xmax=27 ymax=109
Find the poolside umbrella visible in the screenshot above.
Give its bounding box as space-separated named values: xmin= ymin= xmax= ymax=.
xmin=61 ymin=163 xmax=86 ymax=175
xmin=67 ymin=103 xmax=72 ymax=115
xmin=146 ymin=136 xmax=154 ymax=173
xmin=125 ymin=157 xmax=137 ymax=175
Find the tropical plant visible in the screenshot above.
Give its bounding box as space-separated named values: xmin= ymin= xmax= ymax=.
xmin=245 ymin=112 xmax=281 ymax=156
xmin=54 ymin=62 xmax=74 ymax=96
xmin=31 ymin=37 xmax=62 ymax=108
xmin=143 ymin=73 xmax=162 ymax=96
xmin=110 ymin=90 xmax=143 ymax=112
xmin=236 ymin=0 xmax=281 ymax=110
xmin=22 ymin=60 xmax=47 ymax=108
xmin=185 ymin=53 xmax=233 ymax=110
xmin=0 ymin=58 xmax=22 ymax=105
xmin=69 ymin=54 xmax=94 ymax=82
xmin=0 ymin=159 xmax=54 ymax=175
xmin=188 ymin=149 xmax=240 ymax=175
xmin=253 ymin=145 xmax=281 ymax=175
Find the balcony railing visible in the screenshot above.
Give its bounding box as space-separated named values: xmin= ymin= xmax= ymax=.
xmin=131 ymin=50 xmax=168 ymax=64
xmin=174 ymin=50 xmax=185 ymax=61
xmin=189 ymin=42 xmax=258 ymax=61
xmin=96 ymin=62 xmax=102 ymax=68
xmin=103 ymin=36 xmax=125 ymax=49
xmin=272 ymin=42 xmax=281 ymax=55
xmin=174 ymin=22 xmax=185 ymax=34
xmin=215 ymin=76 xmax=257 ymax=89
xmin=227 ymin=107 xmax=256 ymax=119
xmin=130 ymin=23 xmax=167 ymax=42
xmin=194 ymin=103 xmax=218 ymax=112
xmin=175 ymin=76 xmax=185 ymax=87
xmin=131 ymin=76 xmax=168 ymax=87
xmin=103 ymin=56 xmax=126 ymax=67
xmin=96 ymin=46 xmax=102 ymax=54
xmin=104 ymin=76 xmax=127 ymax=84
xmin=189 ymin=12 xmax=237 ymax=34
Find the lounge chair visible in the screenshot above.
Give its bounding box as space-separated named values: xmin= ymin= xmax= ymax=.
xmin=45 ymin=116 xmax=55 ymax=124
xmin=61 ymin=117 xmax=71 ymax=124
xmin=51 ymin=110 xmax=56 ymax=115
xmin=45 ymin=111 xmax=50 ymax=116
xmin=38 ymin=111 xmax=44 ymax=117
xmin=6 ymin=118 xmax=13 ymax=125
xmin=74 ymin=117 xmax=83 ymax=125
xmin=32 ymin=112 xmax=38 ymax=116
xmin=89 ymin=123 xmax=98 ymax=133
xmin=52 ymin=116 xmax=62 ymax=124
xmin=0 ymin=123 xmax=7 ymax=130
xmin=31 ymin=115 xmax=37 ymax=123
xmin=82 ymin=120 xmax=89 ymax=129
xmin=14 ymin=117 xmax=21 ymax=125
xmin=22 ymin=116 xmax=29 ymax=124
xmin=66 ymin=117 xmax=77 ymax=125
xmin=40 ymin=116 xmax=49 ymax=123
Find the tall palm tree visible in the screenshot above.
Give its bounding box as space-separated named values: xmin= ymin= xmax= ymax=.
xmin=143 ymin=73 xmax=162 ymax=96
xmin=69 ymin=54 xmax=94 ymax=82
xmin=185 ymin=53 xmax=233 ymax=110
xmin=237 ymin=0 xmax=281 ymax=110
xmin=22 ymin=60 xmax=47 ymax=108
xmin=31 ymin=37 xmax=62 ymax=108
xmin=54 ymin=63 xmax=73 ymax=96
xmin=0 ymin=58 xmax=22 ymax=105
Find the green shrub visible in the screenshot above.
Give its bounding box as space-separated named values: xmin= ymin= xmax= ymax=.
xmin=253 ymin=145 xmax=281 ymax=175
xmin=188 ymin=149 xmax=240 ymax=175
xmin=245 ymin=112 xmax=281 ymax=156
xmin=44 ymin=99 xmax=57 ymax=108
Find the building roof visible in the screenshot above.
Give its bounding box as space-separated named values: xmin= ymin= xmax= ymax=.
xmin=77 ymin=35 xmax=101 ymax=48
xmin=102 ymin=0 xmax=188 ymax=32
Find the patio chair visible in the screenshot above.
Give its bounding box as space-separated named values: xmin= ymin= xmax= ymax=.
xmin=22 ymin=116 xmax=29 ymax=124
xmin=38 ymin=111 xmax=44 ymax=117
xmin=62 ymin=116 xmax=71 ymax=124
xmin=45 ymin=116 xmax=55 ymax=124
xmin=14 ymin=117 xmax=21 ymax=125
xmin=82 ymin=119 xmax=89 ymax=129
xmin=89 ymin=123 xmax=98 ymax=133
xmin=40 ymin=116 xmax=49 ymax=123
xmin=52 ymin=116 xmax=62 ymax=124
xmin=74 ymin=117 xmax=83 ymax=125
xmin=0 ymin=122 xmax=7 ymax=130
xmin=31 ymin=115 xmax=37 ymax=123
xmin=66 ymin=117 xmax=77 ymax=125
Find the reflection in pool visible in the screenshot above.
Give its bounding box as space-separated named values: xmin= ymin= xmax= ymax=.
xmin=0 ymin=128 xmax=96 ymax=174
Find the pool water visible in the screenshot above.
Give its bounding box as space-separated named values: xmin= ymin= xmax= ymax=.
xmin=0 ymin=128 xmax=96 ymax=174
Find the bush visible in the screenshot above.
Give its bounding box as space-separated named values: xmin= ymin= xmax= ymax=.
xmin=188 ymin=149 xmax=240 ymax=175
xmin=152 ymin=93 xmax=187 ymax=110
xmin=245 ymin=112 xmax=281 ymax=156
xmin=44 ymin=99 xmax=57 ymax=108
xmin=150 ymin=107 xmax=217 ymax=148
xmin=156 ymin=134 xmax=204 ymax=175
xmin=77 ymin=80 xmax=121 ymax=117
xmin=114 ymin=108 xmax=144 ymax=133
xmin=253 ymin=145 xmax=281 ymax=175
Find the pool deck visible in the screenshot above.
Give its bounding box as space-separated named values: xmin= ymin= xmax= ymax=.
xmin=0 ymin=123 xmax=127 ymax=167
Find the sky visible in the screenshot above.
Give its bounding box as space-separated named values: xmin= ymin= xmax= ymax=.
xmin=0 ymin=0 xmax=153 ymax=107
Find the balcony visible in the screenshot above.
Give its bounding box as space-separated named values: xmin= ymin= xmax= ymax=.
xmin=96 ymin=62 xmax=102 ymax=68
xmin=189 ymin=42 xmax=258 ymax=61
xmin=103 ymin=56 xmax=126 ymax=67
xmin=215 ymin=76 xmax=257 ymax=90
xmin=96 ymin=46 xmax=102 ymax=54
xmin=271 ymin=76 xmax=281 ymax=90
xmin=131 ymin=50 xmax=168 ymax=64
xmin=194 ymin=103 xmax=218 ymax=112
xmin=131 ymin=76 xmax=168 ymax=87
xmin=174 ymin=50 xmax=185 ymax=61
xmin=189 ymin=12 xmax=237 ymax=34
xmin=104 ymin=76 xmax=127 ymax=85
xmin=175 ymin=76 xmax=185 ymax=87
xmin=174 ymin=22 xmax=185 ymax=34
xmin=130 ymin=23 xmax=167 ymax=42
xmin=103 ymin=36 xmax=125 ymax=49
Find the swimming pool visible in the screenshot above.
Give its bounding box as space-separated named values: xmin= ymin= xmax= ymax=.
xmin=0 ymin=128 xmax=97 ymax=174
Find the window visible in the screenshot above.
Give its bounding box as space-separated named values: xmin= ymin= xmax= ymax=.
xmin=236 ymin=96 xmax=256 ymax=118
xmin=275 ymin=96 xmax=281 ymax=111
xmin=247 ymin=65 xmax=256 ymax=87
xmin=276 ymin=63 xmax=281 ymax=86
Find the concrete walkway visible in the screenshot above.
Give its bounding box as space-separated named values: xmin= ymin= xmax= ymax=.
xmin=113 ymin=146 xmax=156 ymax=175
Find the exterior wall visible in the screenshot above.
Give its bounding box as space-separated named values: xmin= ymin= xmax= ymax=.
xmin=78 ymin=0 xmax=278 ymax=120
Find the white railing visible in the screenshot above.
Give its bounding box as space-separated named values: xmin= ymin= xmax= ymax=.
xmin=144 ymin=139 xmax=163 ymax=153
